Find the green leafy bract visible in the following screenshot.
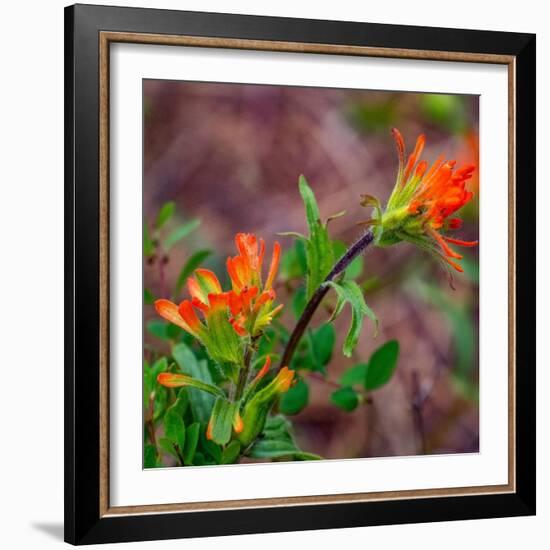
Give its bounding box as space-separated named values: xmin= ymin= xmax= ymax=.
xmin=326 ymin=280 xmax=378 ymax=357
xmin=221 ymin=440 xmax=242 ymax=464
xmin=298 ymin=175 xmax=334 ymax=300
xmin=164 ymin=408 xmax=185 ymax=454
xmin=183 ymin=423 xmax=200 ymax=465
xmin=172 ymin=343 xmax=215 ymax=424
xmin=247 ymin=415 xmax=321 ymax=460
xmin=208 ymin=397 xmax=238 ymax=446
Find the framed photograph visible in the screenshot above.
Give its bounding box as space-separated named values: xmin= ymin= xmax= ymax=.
xmin=65 ymin=3 xmax=536 ymax=545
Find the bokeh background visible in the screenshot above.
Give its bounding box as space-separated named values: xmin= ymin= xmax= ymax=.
xmin=143 ymin=79 xmax=479 ymax=459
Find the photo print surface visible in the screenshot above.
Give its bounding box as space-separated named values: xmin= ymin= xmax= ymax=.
xmin=142 ymin=79 xmax=479 ymax=469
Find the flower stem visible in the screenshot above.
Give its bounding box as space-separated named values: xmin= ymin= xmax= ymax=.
xmin=235 ymin=335 xmax=260 ymax=401
xmin=278 ymin=229 xmax=374 ymax=370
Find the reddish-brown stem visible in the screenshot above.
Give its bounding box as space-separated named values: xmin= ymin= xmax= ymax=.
xmin=278 ymin=229 xmax=374 ymax=370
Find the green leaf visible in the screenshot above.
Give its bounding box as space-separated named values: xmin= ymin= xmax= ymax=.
xmin=298 ymin=176 xmax=334 ymax=299
xmin=364 ymin=340 xmax=399 ymax=390
xmin=164 ymin=408 xmax=185 ymax=452
xmin=330 ymin=387 xmax=359 ymax=411
xmin=168 ymin=388 xmax=189 ymax=417
xmin=158 ymin=437 xmax=179 ymax=460
xmin=172 ymin=343 xmax=216 ymax=424
xmin=163 ymin=219 xmax=201 ymax=250
xmin=200 ymin=433 xmax=222 ymax=464
xmin=291 ymin=452 xmax=323 ymax=460
xmin=157 ymin=372 xmax=225 ymax=397
xmin=221 ymin=440 xmax=241 ymax=464
xmin=155 ymin=201 xmax=176 ymax=229
xmin=143 ymin=223 xmax=155 ymax=257
xmin=183 ymin=422 xmax=200 ymax=465
xmin=248 ymin=439 xmax=298 ymax=458
xmin=340 ymin=363 xmax=369 ymax=387
xmin=147 ymin=357 xmax=170 ymax=421
xmin=279 ymin=379 xmax=309 ymax=415
xmin=262 ymin=415 xmax=293 ymax=441
xmin=208 ymin=397 xmax=238 ymax=446
xmin=279 ymin=240 xmax=307 ymax=281
xmin=248 ymin=439 xmax=322 ymax=460
xmin=144 ymin=444 xmax=158 ymax=468
xmin=326 ymin=280 xmax=378 ymax=357
xmin=175 ymin=249 xmax=212 ymax=292
xmin=310 ymin=323 xmax=336 ymax=366
xmin=144 ymin=288 xmax=155 ymax=305
xmin=147 ymin=319 xmax=169 ymax=340
xmin=292 ymin=286 xmax=307 ymax=319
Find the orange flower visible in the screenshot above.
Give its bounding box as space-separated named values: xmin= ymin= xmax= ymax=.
xmin=154 ymin=233 xmax=283 ymax=372
xmin=226 ymin=233 xmax=282 ymax=336
xmin=154 ymin=269 xmax=243 ymax=367
xmin=227 ymin=233 xmax=280 ymax=292
xmin=370 ymin=128 xmax=478 ymax=273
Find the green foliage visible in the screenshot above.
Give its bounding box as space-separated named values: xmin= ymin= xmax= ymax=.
xmin=330 ymin=387 xmax=359 ymax=411
xmin=309 ymin=323 xmax=336 ymax=367
xmin=146 ymin=319 xmax=170 ymax=340
xmin=298 ymin=175 xmax=335 ymax=299
xmin=247 ymin=415 xmax=321 ymax=460
xmin=163 ymin=219 xmax=201 ymax=250
xmin=208 ymin=397 xmax=239 ymax=446
xmin=364 ymin=340 xmax=399 ymax=390
xmin=279 ymin=240 xmax=307 ymax=281
xmin=143 ymin=288 xmax=155 ymax=305
xmin=340 ymin=362 xmax=369 ymax=387
xmin=175 ymin=249 xmax=212 ymax=293
xmin=172 ymin=343 xmax=215 ymax=424
xmin=291 ymin=286 xmax=307 ymax=318
xmin=144 ymin=444 xmax=158 ymax=468
xmin=143 ymin=357 xmax=170 ymax=421
xmin=280 ymin=378 xmax=309 ymax=415
xmin=158 ymin=437 xmax=180 ymax=461
xmin=420 ymin=94 xmax=467 ymax=133
xmin=155 ymin=201 xmax=176 ymax=229
xmin=199 ymin=432 xmax=222 ymax=464
xmin=347 ymin=100 xmax=396 ymax=133
xmin=289 ymin=323 xmax=336 ymax=375
xmin=168 ymin=388 xmax=189 ymax=417
xmin=340 ymin=340 xmax=400 ymax=391
xmin=164 ymin=408 xmax=185 ymax=454
xmin=327 ymin=280 xmax=378 ymax=357
xmin=221 ymin=441 xmax=242 ymax=464
xmin=183 ymin=423 xmax=200 ymax=465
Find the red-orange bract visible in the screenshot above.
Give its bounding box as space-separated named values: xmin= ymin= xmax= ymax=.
xmin=374 ymin=128 xmax=478 ymax=273
xmin=154 ymin=233 xmax=283 ymax=342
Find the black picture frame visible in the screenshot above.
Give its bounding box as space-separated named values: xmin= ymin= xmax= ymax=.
xmin=65 ymin=3 xmax=536 ymax=545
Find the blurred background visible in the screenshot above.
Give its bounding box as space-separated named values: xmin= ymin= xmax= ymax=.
xmin=143 ymin=79 xmax=479 ymax=460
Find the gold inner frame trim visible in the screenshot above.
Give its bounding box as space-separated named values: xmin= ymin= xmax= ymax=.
xmin=98 ymin=31 xmax=516 ymax=517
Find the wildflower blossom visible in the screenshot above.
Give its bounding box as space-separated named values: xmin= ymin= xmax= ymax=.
xmin=366 ymin=128 xmax=478 ymax=272
xmin=226 ymin=233 xmax=283 ymax=336
xmin=154 ymin=234 xmax=283 ymax=374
